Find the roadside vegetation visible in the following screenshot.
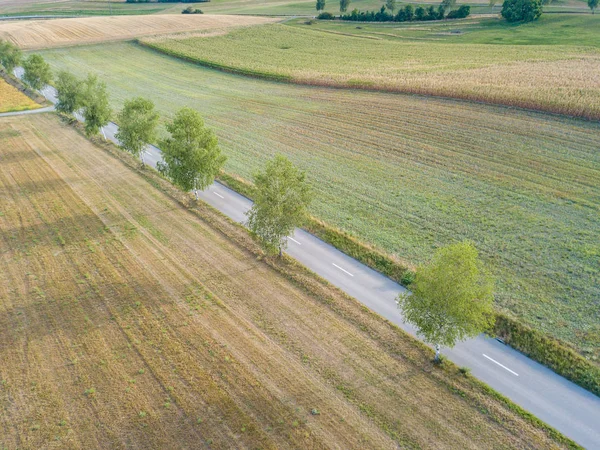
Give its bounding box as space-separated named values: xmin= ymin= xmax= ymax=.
xmin=38 ymin=41 xmax=600 ymax=364
xmin=0 ymin=112 xmax=578 ymax=449
xmin=143 ymin=21 xmax=600 ymax=120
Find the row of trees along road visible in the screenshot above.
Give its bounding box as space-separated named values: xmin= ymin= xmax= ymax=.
xmin=41 ymin=62 xmax=496 ymax=365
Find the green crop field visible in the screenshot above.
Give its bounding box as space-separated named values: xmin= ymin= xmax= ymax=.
xmin=288 ymin=14 xmax=600 ymax=47
xmin=38 ymin=41 xmax=600 ymax=361
xmin=143 ymin=20 xmax=600 ymax=120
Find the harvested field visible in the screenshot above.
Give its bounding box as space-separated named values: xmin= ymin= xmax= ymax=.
xmin=39 ymin=42 xmax=600 ymax=361
xmin=0 ymin=113 xmax=572 ymax=448
xmin=143 ymin=23 xmax=600 ymax=120
xmin=0 ymin=78 xmax=40 ymax=113
xmin=0 ymin=14 xmax=277 ymax=49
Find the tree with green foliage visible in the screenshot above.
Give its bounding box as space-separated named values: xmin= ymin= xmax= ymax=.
xmin=55 ymin=71 xmax=84 ymax=115
xmin=158 ymin=107 xmax=226 ymax=198
xmin=0 ymin=40 xmax=22 ymax=73
xmin=396 ymin=241 xmax=495 ymax=362
xmin=340 ymin=0 xmax=350 ymax=13
xmin=22 ymin=54 xmax=52 ymax=90
xmin=115 ymin=97 xmax=159 ymax=166
xmin=81 ymin=74 xmax=112 ymax=137
xmin=589 ymin=0 xmax=598 ymax=13
xmin=501 ymin=0 xmax=542 ymax=22
xmin=316 ymin=0 xmax=326 ymax=11
xmin=385 ymin=0 xmax=396 ymax=14
xmin=246 ymin=155 xmax=312 ymax=257
xmin=414 ymin=5 xmax=426 ymax=19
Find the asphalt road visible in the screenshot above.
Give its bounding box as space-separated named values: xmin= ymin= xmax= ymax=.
xmin=13 ymin=77 xmax=600 ymax=449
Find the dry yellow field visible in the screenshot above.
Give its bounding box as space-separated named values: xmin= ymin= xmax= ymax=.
xmin=0 ymin=78 xmax=40 ymax=113
xmin=0 ymin=14 xmax=278 ymax=49
xmin=0 ymin=113 xmax=572 ymax=449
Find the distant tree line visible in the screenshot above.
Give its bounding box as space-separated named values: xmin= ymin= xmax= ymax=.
xmin=318 ymin=4 xmax=470 ymax=22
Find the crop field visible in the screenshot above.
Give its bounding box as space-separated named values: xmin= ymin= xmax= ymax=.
xmin=0 ymin=113 xmax=572 ymax=449
xmin=0 ymin=78 xmax=40 ymax=113
xmin=38 ymin=42 xmax=600 ymax=361
xmin=291 ymin=14 xmax=600 ymax=47
xmin=143 ymin=22 xmax=600 ymax=120
xmin=0 ymin=14 xmax=277 ymax=49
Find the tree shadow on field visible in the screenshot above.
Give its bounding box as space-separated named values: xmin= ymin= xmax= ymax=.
xmin=0 ymin=276 xmax=179 ymax=349
xmin=3 ymin=177 xmax=77 ymax=196
xmin=0 ymin=149 xmax=42 ymax=163
xmin=1 ymin=212 xmax=111 ymax=251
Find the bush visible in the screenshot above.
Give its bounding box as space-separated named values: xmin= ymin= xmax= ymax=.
xmin=501 ymin=0 xmax=542 ymax=22
xmin=182 ymin=6 xmax=203 ymax=13
xmin=317 ymin=11 xmax=335 ymax=19
xmin=446 ymin=4 xmax=470 ymax=18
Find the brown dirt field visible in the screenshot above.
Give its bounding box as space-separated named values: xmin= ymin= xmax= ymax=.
xmin=0 ymin=113 xmax=572 ymax=449
xmin=0 ymin=14 xmax=278 ymax=49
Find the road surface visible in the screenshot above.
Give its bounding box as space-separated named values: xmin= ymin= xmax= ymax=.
xmin=10 ymin=75 xmax=600 ymax=449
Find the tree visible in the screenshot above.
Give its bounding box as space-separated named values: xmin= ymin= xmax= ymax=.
xmin=385 ymin=0 xmax=396 ymax=14
xmin=340 ymin=0 xmax=350 ymax=13
xmin=441 ymin=0 xmax=456 ymax=9
xmin=115 ymin=97 xmax=159 ymax=166
xmin=489 ymin=0 xmax=497 ymax=12
xmin=316 ymin=0 xmax=326 ymax=11
xmin=55 ymin=71 xmax=84 ymax=115
xmin=396 ymin=241 xmax=495 ymax=362
xmin=22 ymin=54 xmax=52 ymax=90
xmin=589 ymin=0 xmax=598 ymax=13
xmin=414 ymin=6 xmax=426 ymax=20
xmin=501 ymin=0 xmax=542 ymax=22
xmin=246 ymin=155 xmax=312 ymax=257
xmin=81 ymin=74 xmax=112 ymax=137
xmin=158 ymin=107 xmax=226 ymax=198
xmin=0 ymin=40 xmax=22 ymax=73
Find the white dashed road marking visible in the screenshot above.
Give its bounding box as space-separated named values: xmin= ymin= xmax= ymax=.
xmin=483 ymin=354 xmax=519 ymax=376
xmin=332 ymin=263 xmax=354 ymax=277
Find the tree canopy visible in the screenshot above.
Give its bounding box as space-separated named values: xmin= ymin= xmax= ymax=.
xmin=115 ymin=97 xmax=159 ymax=164
xmin=246 ymin=155 xmax=312 ymax=256
xmin=316 ymin=0 xmax=326 ymax=11
xmin=55 ymin=71 xmax=84 ymax=115
xmin=340 ymin=0 xmax=350 ymax=12
xmin=158 ymin=107 xmax=226 ymax=197
xmin=22 ymin=54 xmax=52 ymax=90
xmin=589 ymin=0 xmax=598 ymax=13
xmin=81 ymin=74 xmax=112 ymax=137
xmin=396 ymin=241 xmax=495 ymax=361
xmin=501 ymin=0 xmax=542 ymax=22
xmin=385 ymin=0 xmax=396 ymax=13
xmin=0 ymin=40 xmax=22 ymax=73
